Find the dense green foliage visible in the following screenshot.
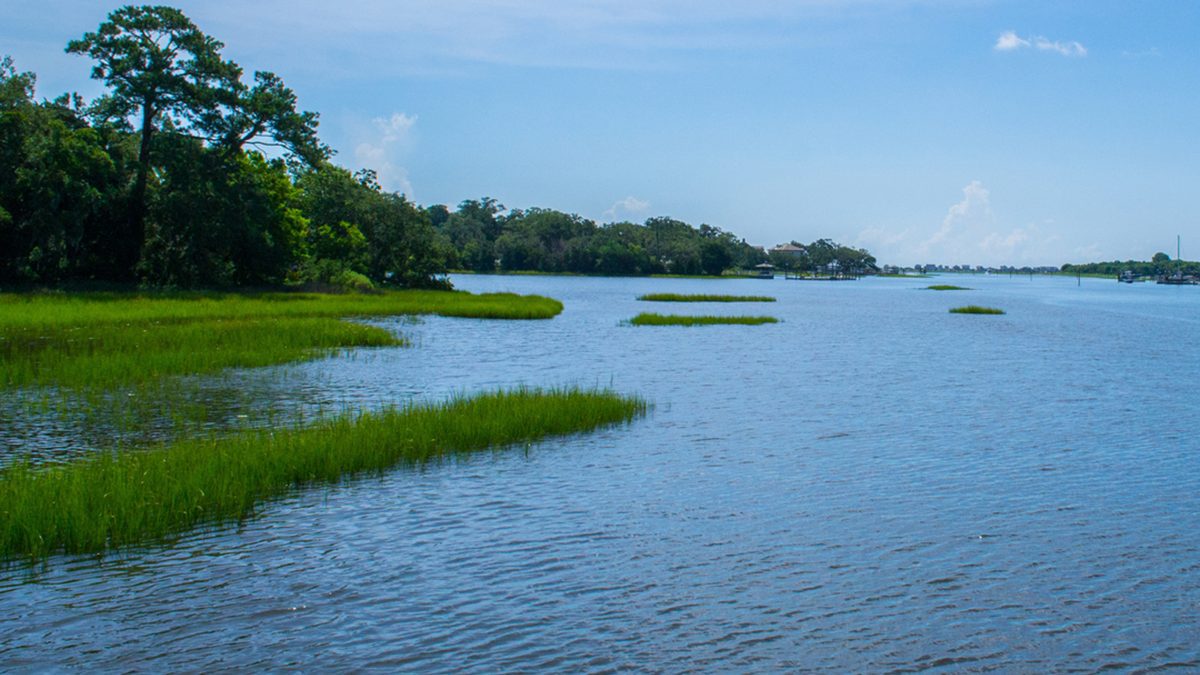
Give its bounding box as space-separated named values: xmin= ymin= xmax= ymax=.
xmin=1061 ymin=254 xmax=1200 ymax=278
xmin=0 ymin=289 xmax=563 ymax=388
xmin=768 ymin=239 xmax=878 ymax=274
xmin=0 ymin=387 xmax=646 ymax=562
xmin=949 ymin=305 xmax=1005 ymax=315
xmin=927 ymin=285 xmax=971 ymax=291
xmin=629 ymin=313 xmax=779 ymax=326
xmin=637 ymin=293 xmax=775 ymax=302
xmin=1 ymin=8 xmax=447 ymax=289
xmin=434 ymin=203 xmax=766 ymax=276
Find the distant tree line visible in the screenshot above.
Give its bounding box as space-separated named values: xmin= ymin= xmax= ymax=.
xmin=1061 ymin=252 xmax=1200 ymax=277
xmin=427 ymin=199 xmax=766 ymax=276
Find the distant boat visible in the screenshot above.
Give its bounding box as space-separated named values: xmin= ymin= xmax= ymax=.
xmin=1156 ymin=272 xmax=1199 ymax=285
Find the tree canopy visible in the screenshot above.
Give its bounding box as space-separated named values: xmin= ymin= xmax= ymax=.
xmin=428 ymin=205 xmax=769 ymax=276
xmin=1 ymin=6 xmax=440 ymax=289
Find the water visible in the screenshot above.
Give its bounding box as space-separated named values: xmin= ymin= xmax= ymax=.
xmin=3 ymin=274 xmax=1200 ymax=671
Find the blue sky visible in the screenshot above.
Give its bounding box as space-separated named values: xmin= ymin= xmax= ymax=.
xmin=4 ymin=0 xmax=1198 ymax=265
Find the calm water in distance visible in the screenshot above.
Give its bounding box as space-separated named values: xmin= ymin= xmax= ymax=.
xmin=2 ymin=273 xmax=1199 ymax=671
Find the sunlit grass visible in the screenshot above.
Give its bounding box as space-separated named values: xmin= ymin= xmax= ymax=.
xmin=0 ymin=289 xmax=562 ymax=332
xmin=949 ymin=305 xmax=1005 ymax=315
xmin=0 ymin=387 xmax=646 ymax=563
xmin=636 ymin=293 xmax=776 ymax=302
xmin=0 ymin=290 xmax=562 ymax=389
xmin=629 ymin=313 xmax=778 ymax=326
xmin=1 ymin=318 xmax=401 ymax=389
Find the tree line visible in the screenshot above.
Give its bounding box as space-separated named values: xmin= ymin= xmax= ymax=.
xmin=2 ymin=5 xmax=872 ymax=288
xmin=1060 ymin=252 xmax=1200 ymax=278
xmin=427 ymin=198 xmax=766 ymax=276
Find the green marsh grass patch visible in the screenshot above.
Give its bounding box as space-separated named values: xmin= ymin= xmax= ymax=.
xmin=629 ymin=313 xmax=778 ymax=326
xmin=0 ymin=387 xmax=645 ymax=563
xmin=0 ymin=290 xmax=562 ymax=389
xmin=949 ymin=305 xmax=1005 ymax=315
xmin=636 ymin=293 xmax=775 ymax=302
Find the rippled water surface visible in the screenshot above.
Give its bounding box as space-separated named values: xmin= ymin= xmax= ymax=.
xmin=3 ymin=274 xmax=1200 ymax=671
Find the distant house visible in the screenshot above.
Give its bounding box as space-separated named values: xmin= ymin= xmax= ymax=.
xmin=770 ymin=243 xmax=807 ymax=259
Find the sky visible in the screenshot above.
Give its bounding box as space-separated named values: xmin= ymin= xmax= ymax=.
xmin=4 ymin=0 xmax=1199 ymax=266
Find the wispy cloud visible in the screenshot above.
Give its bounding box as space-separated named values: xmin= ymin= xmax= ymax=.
xmin=1121 ymin=47 xmax=1162 ymax=58
xmin=354 ymin=111 xmax=418 ymax=196
xmin=603 ymin=196 xmax=650 ymax=221
xmin=376 ymin=112 xmax=417 ymax=143
xmin=994 ymin=30 xmax=1029 ymax=52
xmin=919 ymin=180 xmax=994 ymax=256
xmin=179 ymin=0 xmax=964 ymax=75
xmin=994 ymin=30 xmax=1086 ymax=57
xmin=856 ymin=181 xmax=1065 ymax=266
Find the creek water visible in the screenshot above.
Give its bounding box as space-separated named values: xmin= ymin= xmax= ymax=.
xmin=2 ymin=274 xmax=1199 ymax=671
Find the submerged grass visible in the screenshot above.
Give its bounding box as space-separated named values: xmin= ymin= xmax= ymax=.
xmin=949 ymin=305 xmax=1006 ymax=315
xmin=0 ymin=387 xmax=646 ymax=563
xmin=0 ymin=290 xmax=563 ymax=389
xmin=636 ymin=293 xmax=776 ymax=302
xmin=927 ymin=285 xmax=972 ymax=291
xmin=629 ymin=313 xmax=778 ymax=326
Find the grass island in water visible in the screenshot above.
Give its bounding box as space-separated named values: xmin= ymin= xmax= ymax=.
xmin=0 ymin=387 xmax=646 ymax=563
xmin=927 ymin=285 xmax=971 ymax=291
xmin=629 ymin=313 xmax=779 ymax=326
xmin=636 ymin=293 xmax=776 ymax=303
xmin=949 ymin=305 xmax=1005 ymax=315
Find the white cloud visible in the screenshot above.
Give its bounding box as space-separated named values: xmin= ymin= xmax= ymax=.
xmin=353 ymin=111 xmax=417 ymax=196
xmin=1034 ymin=36 xmax=1086 ymax=57
xmin=918 ymin=180 xmax=994 ymax=255
xmin=375 ymin=112 xmax=417 ymax=143
xmin=856 ymin=182 xmax=1065 ymax=266
xmin=603 ymin=196 xmax=651 ymax=220
xmin=994 ymin=31 xmax=1029 ymax=52
xmin=994 ymin=31 xmax=1086 ymax=57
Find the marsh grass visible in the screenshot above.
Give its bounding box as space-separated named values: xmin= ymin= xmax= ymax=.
xmin=629 ymin=313 xmax=778 ymax=326
xmin=0 ymin=290 xmax=562 ymax=389
xmin=927 ymin=285 xmax=971 ymax=291
xmin=0 ymin=387 xmax=646 ymax=563
xmin=2 ymin=318 xmax=401 ymax=389
xmin=636 ymin=293 xmax=776 ymax=302
xmin=949 ymin=305 xmax=1005 ymax=315
xmin=0 ymin=289 xmax=562 ymax=332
